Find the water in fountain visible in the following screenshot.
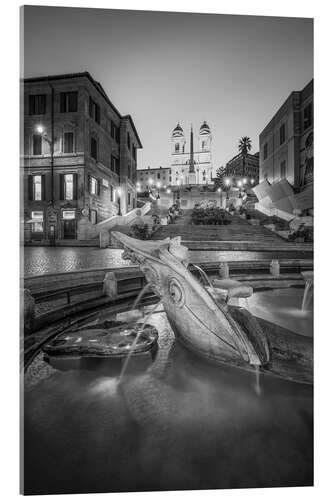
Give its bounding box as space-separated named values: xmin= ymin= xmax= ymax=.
xmin=119 ymin=300 xmax=162 ymax=382
xmin=132 ymin=282 xmax=152 ymax=311
xmin=191 ymin=264 xmax=214 ymax=289
xmin=254 ymin=365 xmax=261 ymax=396
xmin=302 ymin=280 xmax=313 ymax=312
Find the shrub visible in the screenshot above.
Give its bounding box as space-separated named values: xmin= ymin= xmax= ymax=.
xmin=130 ymin=223 xmax=150 ymax=240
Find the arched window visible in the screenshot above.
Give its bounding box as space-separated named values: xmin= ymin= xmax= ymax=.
xmin=175 ymin=143 xmax=180 ymax=153
xmin=202 ymin=141 xmax=205 ymax=150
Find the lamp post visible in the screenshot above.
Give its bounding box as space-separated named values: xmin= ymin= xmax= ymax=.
xmin=225 ymin=178 xmax=231 ymax=200
xmin=117 ymin=187 xmax=122 ymax=216
xmin=156 ymin=181 xmax=161 ymax=199
xmin=35 ymin=123 xmax=54 ymax=206
xmin=217 ymin=187 xmax=222 ymax=207
xmin=237 ymin=180 xmax=243 ymax=198
xmin=36 ymin=85 xmax=54 ymax=206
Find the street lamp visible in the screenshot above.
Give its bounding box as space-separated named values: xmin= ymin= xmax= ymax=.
xmin=225 ymin=178 xmax=231 ymax=200
xmin=156 ymin=181 xmax=161 ymax=199
xmin=35 ymin=123 xmax=54 ymax=205
xmin=217 ymin=187 xmax=222 ymax=207
xmin=237 ymin=180 xmax=242 ymax=198
xmin=251 ymin=178 xmax=255 ymax=185
xmin=117 ymin=187 xmax=122 ymax=215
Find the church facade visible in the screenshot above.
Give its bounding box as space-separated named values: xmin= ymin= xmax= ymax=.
xmin=170 ymin=122 xmax=214 ymax=186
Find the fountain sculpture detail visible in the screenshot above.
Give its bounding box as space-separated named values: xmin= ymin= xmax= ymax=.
xmin=112 ymin=232 xmax=313 ymax=384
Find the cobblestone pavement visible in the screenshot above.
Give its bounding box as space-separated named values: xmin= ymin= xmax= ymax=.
xmin=23 ymin=247 xmax=135 ymax=276
xmin=24 ymin=246 xmax=313 ymax=277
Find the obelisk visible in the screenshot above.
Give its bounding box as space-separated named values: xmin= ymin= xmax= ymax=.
xmin=188 ymin=125 xmax=196 ymax=185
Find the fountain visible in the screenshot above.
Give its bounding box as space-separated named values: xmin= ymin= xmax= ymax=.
xmin=301 ymin=271 xmax=314 ymax=313
xmin=111 ymin=231 xmax=313 ymax=385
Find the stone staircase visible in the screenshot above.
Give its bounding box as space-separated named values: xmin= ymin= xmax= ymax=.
xmin=151 ymin=211 xmax=285 ymax=244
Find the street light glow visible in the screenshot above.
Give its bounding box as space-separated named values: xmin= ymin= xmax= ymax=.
xmin=36 ymin=125 xmax=44 ymax=134
xmin=166 ymin=188 xmax=171 ymax=194
xmin=217 ymin=187 xmax=221 ymax=193
xmin=243 ymin=178 xmax=247 ymax=184
xmin=148 ymin=178 xmax=153 ymax=185
xmin=117 ymin=187 xmax=122 ymax=196
xmin=237 ymin=180 xmax=242 ymax=188
xmin=225 ymin=178 xmax=230 ymax=186
xmin=156 ymin=181 xmax=161 ymax=188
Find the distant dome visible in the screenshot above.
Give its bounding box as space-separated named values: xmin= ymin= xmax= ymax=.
xmin=172 ymin=123 xmax=184 ymax=138
xmin=199 ymin=121 xmax=211 ymax=135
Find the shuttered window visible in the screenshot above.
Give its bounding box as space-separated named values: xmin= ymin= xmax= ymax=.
xmin=32 ymin=134 xmax=42 ymax=155
xmin=89 ymin=175 xmax=99 ymax=196
xmin=29 ymin=94 xmax=46 ymax=115
xmin=60 ymin=92 xmax=78 ymax=112
xmin=89 ymin=97 xmax=100 ymax=124
xmin=59 ymin=173 xmax=77 ymax=200
xmin=91 ymin=137 xmax=98 ymax=160
xmin=63 ymin=132 xmax=74 ymax=153
xmin=28 ymin=175 xmax=45 ymax=200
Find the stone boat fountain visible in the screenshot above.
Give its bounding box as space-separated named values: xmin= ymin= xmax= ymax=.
xmin=111 ymin=231 xmax=313 ymax=385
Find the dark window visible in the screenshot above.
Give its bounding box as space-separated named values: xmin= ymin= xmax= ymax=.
xmin=29 ymin=94 xmax=46 ymax=115
xmin=32 ymin=134 xmax=42 ymax=155
xmin=90 ymin=137 xmax=98 ymax=160
xmin=279 ymin=123 xmax=286 ymax=145
xmin=89 ymin=97 xmax=100 ymax=124
xmin=303 ymin=103 xmax=313 ymax=130
xmin=280 ymin=160 xmax=286 ymax=179
xmin=128 ymin=192 xmax=131 ymax=205
xmin=157 ymin=173 xmax=160 ymax=179
xmin=60 ymin=92 xmax=78 ymax=113
xmin=110 ymin=185 xmax=114 ymax=202
xmin=263 ymin=143 xmax=268 ymax=160
xmin=110 ymin=155 xmax=120 ymax=174
xmin=132 ymin=143 xmax=136 ymax=160
xmin=63 ymin=132 xmax=74 ymax=153
xmin=115 ymin=158 xmax=120 ymax=175
xmin=127 ymin=132 xmax=131 ymax=150
xmin=175 ymin=143 xmax=180 ymax=153
xmin=111 ymin=121 xmax=119 ymax=141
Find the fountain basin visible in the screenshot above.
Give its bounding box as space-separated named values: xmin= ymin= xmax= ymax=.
xmin=42 ymin=321 xmax=158 ymax=365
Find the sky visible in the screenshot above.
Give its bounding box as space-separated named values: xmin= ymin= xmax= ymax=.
xmin=23 ymin=6 xmax=313 ymax=171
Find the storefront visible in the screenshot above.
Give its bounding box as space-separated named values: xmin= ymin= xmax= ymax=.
xmin=28 ymin=210 xmax=45 ymax=241
xmin=61 ymin=209 xmax=76 ymax=239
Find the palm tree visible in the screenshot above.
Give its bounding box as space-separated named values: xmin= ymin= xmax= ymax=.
xmin=238 ymin=136 xmax=252 ymax=154
xmin=238 ymin=136 xmax=252 ymax=177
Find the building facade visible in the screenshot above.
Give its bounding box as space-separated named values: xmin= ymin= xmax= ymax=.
xmin=170 ymin=122 xmax=214 ymax=186
xmin=23 ymin=72 xmax=142 ymax=243
xmin=254 ymin=79 xmax=313 ymax=218
xmin=259 ymin=79 xmax=313 ymax=189
xmin=137 ymin=166 xmax=172 ymax=191
xmin=224 ymin=151 xmax=259 ymax=185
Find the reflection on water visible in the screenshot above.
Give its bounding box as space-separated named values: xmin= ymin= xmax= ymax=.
xmin=24 ymin=295 xmax=313 ymax=495
xmin=246 ymin=287 xmax=313 ymax=337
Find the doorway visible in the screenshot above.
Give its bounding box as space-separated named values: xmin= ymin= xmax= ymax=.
xmin=63 ymin=219 xmax=76 ymax=239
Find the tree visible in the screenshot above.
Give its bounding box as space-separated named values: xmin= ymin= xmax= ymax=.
xmin=238 ymin=136 xmax=252 ymax=177
xmin=214 ymin=165 xmax=226 ymax=188
xmin=238 ymin=136 xmax=252 ymax=154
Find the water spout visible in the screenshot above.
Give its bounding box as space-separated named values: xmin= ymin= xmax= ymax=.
xmin=254 ymin=365 xmax=261 ymax=396
xmin=132 ymin=282 xmax=152 ymax=311
xmin=119 ymin=300 xmax=162 ymax=382
xmin=301 ymin=272 xmax=313 ymax=313
xmin=191 ymin=264 xmax=214 ymax=289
